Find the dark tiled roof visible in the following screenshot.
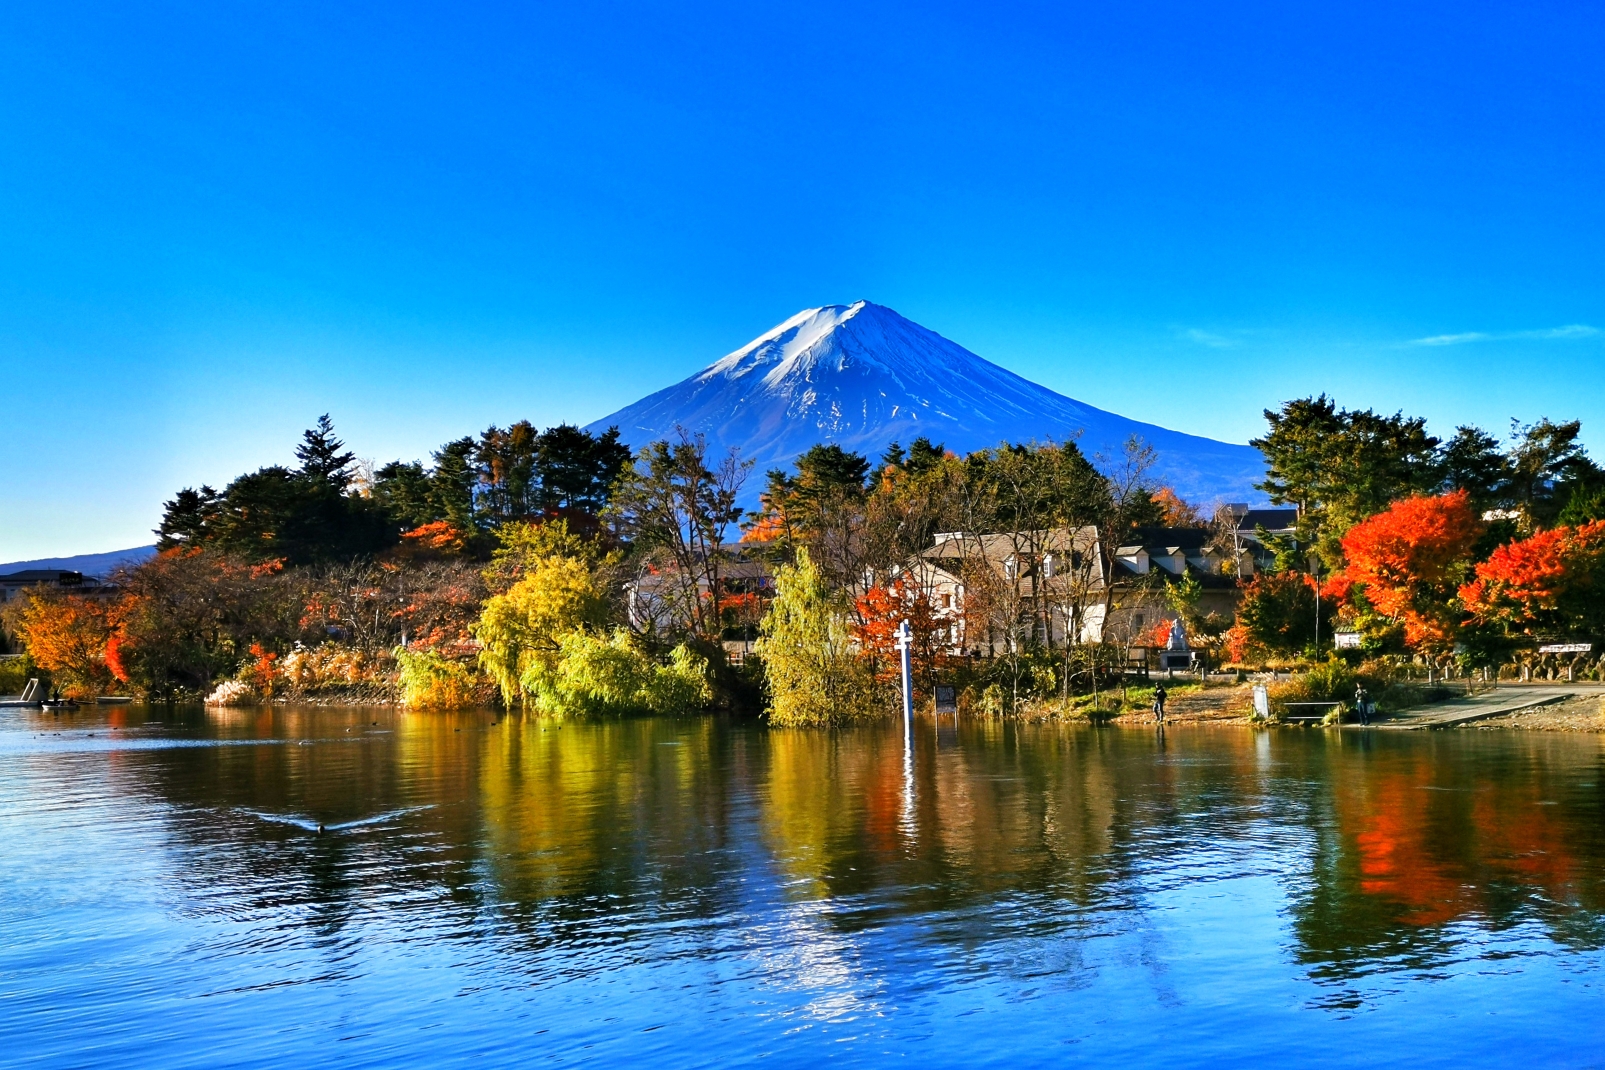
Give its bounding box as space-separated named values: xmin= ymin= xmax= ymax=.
xmin=1130 ymin=526 xmax=1212 ymax=549
xmin=1236 ymin=509 xmax=1298 ymax=532
xmin=0 ymin=570 xmax=88 ymax=583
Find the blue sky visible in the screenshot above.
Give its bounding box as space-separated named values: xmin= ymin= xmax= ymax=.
xmin=2 ymin=1 xmax=1602 ymax=560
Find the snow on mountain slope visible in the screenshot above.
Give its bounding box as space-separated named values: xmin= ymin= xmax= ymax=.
xmin=586 ymin=301 xmax=1266 ymax=506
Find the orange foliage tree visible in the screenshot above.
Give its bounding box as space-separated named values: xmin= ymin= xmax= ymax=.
xmin=853 ymin=577 xmax=952 ymax=696
xmin=17 ymin=591 xmax=117 ymax=695
xmin=1460 ymin=520 xmax=1605 ymax=642
xmin=1152 ymin=487 xmax=1202 ymax=528
xmin=1339 ymin=490 xmax=1482 ymax=653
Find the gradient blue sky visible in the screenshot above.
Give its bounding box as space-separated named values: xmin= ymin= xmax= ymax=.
xmin=3 ymin=1 xmax=1602 ymax=560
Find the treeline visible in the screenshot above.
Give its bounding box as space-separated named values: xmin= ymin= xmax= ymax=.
xmin=5 ymin=414 xmax=1188 ymax=720
xmin=11 ymin=395 xmax=1601 ymax=720
xmin=156 ymin=416 xmax=632 ymax=563
xmin=1236 ymin=397 xmax=1605 ymax=672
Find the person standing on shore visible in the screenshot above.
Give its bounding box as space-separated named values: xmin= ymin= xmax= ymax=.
xmin=1153 ymin=683 xmax=1168 ymax=725
xmin=1354 ymin=683 xmax=1370 ymax=726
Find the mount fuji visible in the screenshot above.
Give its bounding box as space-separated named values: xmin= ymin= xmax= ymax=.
xmin=585 ymin=301 xmax=1266 ymax=506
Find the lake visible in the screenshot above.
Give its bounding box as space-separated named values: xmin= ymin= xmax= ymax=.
xmin=3 ymin=705 xmax=1602 ymax=1068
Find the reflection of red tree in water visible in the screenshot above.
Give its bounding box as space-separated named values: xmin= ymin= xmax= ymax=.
xmin=861 ymin=745 xmax=907 ymax=859
xmin=1347 ymin=771 xmax=1471 ymax=926
xmin=1340 ymin=761 xmax=1583 ymax=928
xmin=1474 ymin=791 xmax=1575 ymax=893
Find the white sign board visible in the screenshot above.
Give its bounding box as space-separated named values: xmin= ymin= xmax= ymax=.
xmin=1333 ymin=631 xmax=1362 ymax=649
xmin=1253 ymin=684 xmax=1269 ymax=718
xmin=1538 ymin=643 xmax=1592 ymax=654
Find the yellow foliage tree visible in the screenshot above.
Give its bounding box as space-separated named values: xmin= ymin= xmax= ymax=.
xmin=17 ymin=591 xmax=116 ymax=697
xmin=754 ymin=549 xmax=880 ymax=727
xmin=473 ymin=552 xmax=610 ymax=707
xmin=395 ymin=648 xmax=484 ymax=709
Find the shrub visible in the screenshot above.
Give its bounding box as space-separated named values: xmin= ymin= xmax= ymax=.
xmin=524 ymin=629 xmax=713 ymax=717
xmin=396 ymin=648 xmax=482 ymax=709
xmin=204 ymin=679 xmax=254 ymax=707
xmin=1267 ymin=658 xmax=1387 ymax=719
xmin=278 ymin=644 xmax=388 ymax=692
xmin=0 ymin=654 xmax=37 ymax=695
xmin=641 ymin=644 xmax=714 ymax=715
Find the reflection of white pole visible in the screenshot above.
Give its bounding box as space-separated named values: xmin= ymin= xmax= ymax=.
xmin=896 ymin=620 xmax=914 ymax=726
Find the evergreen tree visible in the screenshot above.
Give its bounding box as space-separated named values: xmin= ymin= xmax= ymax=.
xmin=1252 ymin=395 xmax=1441 ymax=562
xmin=1506 ymin=418 xmax=1601 ymax=530
xmin=905 ymin=436 xmax=946 ymax=476
xmin=535 ymin=424 xmax=633 ymax=513
xmin=1439 ymin=425 xmax=1511 ymax=512
xmin=155 ymin=486 xmax=221 ymax=550
xmin=295 ymin=414 xmax=356 ymax=489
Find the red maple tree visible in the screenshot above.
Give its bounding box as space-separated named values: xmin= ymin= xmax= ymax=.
xmin=852 ymin=577 xmax=954 ymax=695
xmin=1339 ymin=490 xmax=1482 ymax=652
xmin=1460 ymin=520 xmax=1605 ymax=639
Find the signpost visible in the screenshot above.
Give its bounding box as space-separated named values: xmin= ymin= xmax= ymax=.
xmin=934 ymin=685 xmax=957 ymax=713
xmin=895 ymin=620 xmax=914 ymax=727
xmin=895 ymin=620 xmax=916 ymax=834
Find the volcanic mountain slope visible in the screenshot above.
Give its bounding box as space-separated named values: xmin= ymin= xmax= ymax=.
xmin=585 ymin=301 xmax=1266 ymax=506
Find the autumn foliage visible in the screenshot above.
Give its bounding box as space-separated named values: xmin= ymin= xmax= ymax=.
xmin=1338 ymin=490 xmax=1483 ymax=652
xmin=16 ymin=592 xmax=117 ymax=696
xmin=1460 ymin=520 xmax=1605 ymax=640
xmin=853 ymin=577 xmax=952 ymax=695
xmin=1227 ymin=571 xmax=1330 ymax=661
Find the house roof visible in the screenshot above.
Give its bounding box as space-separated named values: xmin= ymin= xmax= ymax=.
xmin=0 ymin=570 xmax=90 ymax=584
xmin=1235 ymin=509 xmax=1298 ymax=533
xmin=921 ymin=527 xmax=1099 ymax=564
xmin=1129 ymin=526 xmax=1215 ymax=549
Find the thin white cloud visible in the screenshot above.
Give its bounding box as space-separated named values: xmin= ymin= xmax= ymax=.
xmin=1409 ymin=324 xmax=1599 ymax=347
xmin=1181 ymin=328 xmax=1236 ymax=349
xmin=1414 ymin=331 xmax=1491 ymax=347
xmin=1524 ymin=324 xmax=1599 ymax=340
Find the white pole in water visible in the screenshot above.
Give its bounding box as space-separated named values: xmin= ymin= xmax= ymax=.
xmin=896 ymin=619 xmax=914 ymax=727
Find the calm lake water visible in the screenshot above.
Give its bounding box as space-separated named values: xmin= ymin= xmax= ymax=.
xmin=3 ymin=706 xmax=1603 ymax=1068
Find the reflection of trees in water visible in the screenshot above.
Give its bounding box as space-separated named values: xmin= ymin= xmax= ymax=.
xmin=117 ymin=706 xmax=492 ymax=947
xmin=758 ymin=724 xmax=1290 ymax=942
xmin=116 ymin=707 xmax=1605 ymax=986
xmin=1289 ymin=733 xmax=1605 ymax=978
xmin=477 ymin=718 xmax=750 ymax=928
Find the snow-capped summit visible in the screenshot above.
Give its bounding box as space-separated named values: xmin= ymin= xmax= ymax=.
xmin=586 ymin=301 xmax=1266 ymax=505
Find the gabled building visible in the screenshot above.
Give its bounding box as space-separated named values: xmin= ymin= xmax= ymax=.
xmin=908 ymin=524 xmax=1243 ymax=652
xmin=0 ymin=570 xmax=117 ymax=655
xmin=0 ymin=570 xmax=112 ymax=603
xmin=1217 ymin=503 xmax=1299 ymax=576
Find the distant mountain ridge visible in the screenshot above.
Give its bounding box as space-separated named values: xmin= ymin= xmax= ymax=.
xmin=586 ymin=301 xmax=1266 ymax=506
xmin=0 ymin=545 xmax=156 ymax=578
